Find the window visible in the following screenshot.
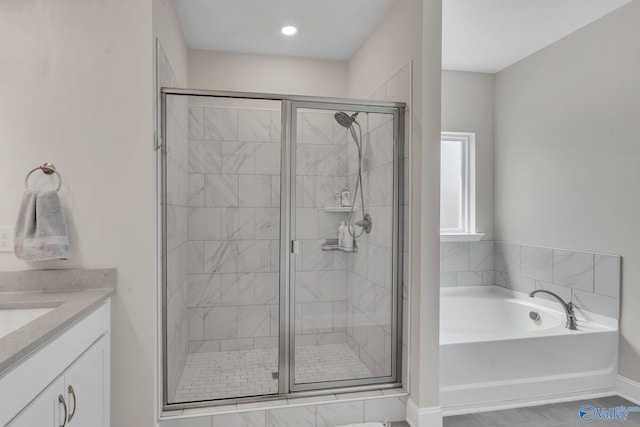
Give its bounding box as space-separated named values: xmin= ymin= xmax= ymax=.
xmin=440 ymin=132 xmax=479 ymax=239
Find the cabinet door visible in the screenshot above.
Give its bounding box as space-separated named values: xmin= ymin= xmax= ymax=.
xmin=63 ymin=336 xmax=107 ymax=427
xmin=8 ymin=377 xmax=65 ymax=427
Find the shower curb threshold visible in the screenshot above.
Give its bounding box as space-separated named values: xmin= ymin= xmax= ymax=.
xmin=160 ymin=388 xmax=408 ymax=420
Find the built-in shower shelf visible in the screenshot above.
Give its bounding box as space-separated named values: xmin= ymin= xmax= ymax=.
xmin=322 ymin=206 xmax=358 ymax=213
xmin=321 ymin=243 xmax=358 ymax=253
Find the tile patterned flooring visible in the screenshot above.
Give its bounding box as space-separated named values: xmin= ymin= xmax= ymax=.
xmin=295 ymin=342 xmax=374 ymax=383
xmin=174 ymin=347 xmax=278 ymax=402
xmin=173 ymin=343 xmax=373 ymax=403
xmin=444 ymin=395 xmax=640 ymax=427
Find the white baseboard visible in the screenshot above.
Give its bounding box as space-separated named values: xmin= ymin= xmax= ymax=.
xmin=441 ymin=388 xmax=617 ymax=416
xmin=406 ymin=398 xmax=442 ymax=427
xmin=617 ymin=375 xmax=640 ymax=405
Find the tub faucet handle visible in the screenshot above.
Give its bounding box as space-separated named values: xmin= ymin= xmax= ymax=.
xmin=528 ymin=289 xmax=578 ymax=330
xmin=566 ymin=302 xmax=578 ymax=330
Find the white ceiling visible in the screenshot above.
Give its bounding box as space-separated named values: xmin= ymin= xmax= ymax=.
xmin=443 ymin=0 xmax=631 ymax=73
xmin=174 ymin=0 xmax=631 ymax=72
xmin=173 ymin=0 xmax=394 ymax=61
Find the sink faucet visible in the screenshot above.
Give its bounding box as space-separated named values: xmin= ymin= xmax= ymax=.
xmin=528 ymin=290 xmax=578 ymax=330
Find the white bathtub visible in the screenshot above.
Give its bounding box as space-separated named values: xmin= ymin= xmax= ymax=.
xmin=440 ymin=286 xmax=618 ymax=414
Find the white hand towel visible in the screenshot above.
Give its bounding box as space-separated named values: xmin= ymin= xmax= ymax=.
xmin=14 ymin=190 xmax=70 ymax=261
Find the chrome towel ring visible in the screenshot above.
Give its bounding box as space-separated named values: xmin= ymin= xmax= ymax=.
xmin=24 ymin=162 xmax=63 ymax=192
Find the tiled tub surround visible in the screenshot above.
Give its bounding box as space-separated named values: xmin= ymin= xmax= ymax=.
xmin=160 ymin=42 xmax=190 ymax=403
xmin=440 ymin=241 xmax=621 ymax=319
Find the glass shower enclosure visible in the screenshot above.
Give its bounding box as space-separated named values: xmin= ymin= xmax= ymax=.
xmin=161 ymin=89 xmax=404 ymax=409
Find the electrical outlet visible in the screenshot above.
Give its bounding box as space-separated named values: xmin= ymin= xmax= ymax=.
xmin=0 ymin=226 xmax=14 ymax=252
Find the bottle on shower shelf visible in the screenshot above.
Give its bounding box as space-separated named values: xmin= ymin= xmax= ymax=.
xmin=341 ymin=186 xmax=351 ymax=207
xmin=343 ymin=223 xmax=354 ymax=251
xmin=338 ymin=221 xmax=346 ymax=247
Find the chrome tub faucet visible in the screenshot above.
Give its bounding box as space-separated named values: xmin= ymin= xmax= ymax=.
xmin=528 ymin=290 xmax=578 ymax=330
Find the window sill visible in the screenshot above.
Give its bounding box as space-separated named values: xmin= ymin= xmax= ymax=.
xmin=440 ymin=233 xmax=485 ymax=242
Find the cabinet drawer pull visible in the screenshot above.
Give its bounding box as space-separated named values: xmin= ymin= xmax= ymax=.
xmin=58 ymin=394 xmax=68 ymax=427
xmin=67 ymin=385 xmax=77 ymax=422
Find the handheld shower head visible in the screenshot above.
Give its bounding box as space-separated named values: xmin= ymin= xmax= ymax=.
xmin=334 ymin=111 xmax=359 ymax=128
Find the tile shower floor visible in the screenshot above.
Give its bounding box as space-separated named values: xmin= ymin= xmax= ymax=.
xmin=173 ymin=343 xmax=373 ymax=402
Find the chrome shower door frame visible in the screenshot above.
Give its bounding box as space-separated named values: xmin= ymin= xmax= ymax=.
xmin=287 ymin=100 xmax=404 ymax=393
xmin=159 ymin=88 xmax=404 ymax=410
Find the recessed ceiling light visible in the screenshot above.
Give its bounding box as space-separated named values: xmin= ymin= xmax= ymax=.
xmin=281 ymin=25 xmax=298 ymax=36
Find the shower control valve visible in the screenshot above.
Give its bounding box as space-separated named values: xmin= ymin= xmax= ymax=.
xmin=355 ymin=213 xmax=373 ymax=234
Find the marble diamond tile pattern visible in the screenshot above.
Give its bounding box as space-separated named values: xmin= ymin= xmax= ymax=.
xmin=173 ymin=343 xmax=373 ymax=402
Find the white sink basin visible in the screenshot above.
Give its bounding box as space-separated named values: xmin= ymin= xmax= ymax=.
xmin=0 ymin=307 xmax=54 ymax=339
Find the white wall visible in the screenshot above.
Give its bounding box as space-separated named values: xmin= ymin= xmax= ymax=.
xmin=441 ymin=71 xmax=494 ymax=239
xmin=153 ymin=0 xmax=188 ymax=87
xmin=419 ymin=0 xmax=443 ymax=412
xmin=153 ymin=0 xmax=190 ymax=408
xmin=0 ymin=1 xmax=155 ymax=426
xmin=188 ymin=50 xmax=348 ymax=97
xmin=494 ymin=1 xmax=640 ymax=382
xmin=349 ymin=0 xmax=442 ymax=411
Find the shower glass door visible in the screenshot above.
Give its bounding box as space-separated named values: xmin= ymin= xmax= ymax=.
xmin=162 ymin=90 xmax=403 ymax=409
xmin=163 ymin=94 xmax=283 ymax=404
xmin=289 ymin=102 xmax=401 ymax=390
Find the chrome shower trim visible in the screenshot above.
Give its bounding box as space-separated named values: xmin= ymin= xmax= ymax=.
xmin=279 ymin=100 xmax=293 ymax=394
xmin=393 ymin=106 xmax=405 ymax=386
xmin=160 ymin=87 xmax=406 ymax=109
xmin=160 ymin=90 xmax=169 ymax=406
xmin=162 ymin=382 xmax=404 ymax=412
xmin=355 ymin=213 xmax=373 ymax=234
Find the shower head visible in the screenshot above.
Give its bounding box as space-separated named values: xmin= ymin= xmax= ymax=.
xmin=334 ymin=111 xmax=359 ymax=128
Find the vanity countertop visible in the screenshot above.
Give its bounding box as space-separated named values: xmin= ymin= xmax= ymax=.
xmin=0 ymin=268 xmax=116 ymax=376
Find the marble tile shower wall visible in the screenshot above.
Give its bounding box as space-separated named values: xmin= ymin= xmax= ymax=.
xmin=440 ymin=241 xmax=621 ymax=319
xmin=160 ymin=44 xmax=189 ymax=401
xmin=294 ymin=110 xmax=353 ymax=347
xmin=186 ymin=105 xmax=282 ymax=353
xmin=184 ymin=104 xmax=375 ymax=353
xmin=345 ymin=114 xmax=394 ymax=378
xmin=345 ymin=64 xmax=412 ymax=379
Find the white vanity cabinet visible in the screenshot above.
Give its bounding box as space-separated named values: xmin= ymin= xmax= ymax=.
xmin=0 ymin=300 xmax=110 ymax=427
xmin=9 ymin=336 xmax=107 ymax=427
xmin=7 ymin=377 xmax=65 ymax=427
